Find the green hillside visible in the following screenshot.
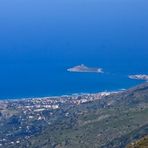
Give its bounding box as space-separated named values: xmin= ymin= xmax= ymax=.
xmin=16 ymin=83 xmax=148 ymax=148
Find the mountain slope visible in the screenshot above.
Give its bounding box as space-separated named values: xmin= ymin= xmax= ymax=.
xmin=14 ymin=83 xmax=148 ymax=148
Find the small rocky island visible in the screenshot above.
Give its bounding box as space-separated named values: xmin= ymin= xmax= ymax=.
xmin=67 ymin=64 xmax=103 ymax=73
xmin=128 ymin=74 xmax=148 ymax=81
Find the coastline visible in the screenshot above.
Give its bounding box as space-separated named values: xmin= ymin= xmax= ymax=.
xmin=0 ymin=89 xmax=123 ymax=102
xmin=0 ymin=81 xmax=145 ymax=101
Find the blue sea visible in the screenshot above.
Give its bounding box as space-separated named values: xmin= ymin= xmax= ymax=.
xmin=0 ymin=0 xmax=148 ymax=99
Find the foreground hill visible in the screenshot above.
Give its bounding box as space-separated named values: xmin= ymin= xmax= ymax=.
xmin=127 ymin=136 xmax=148 ymax=148
xmin=16 ymin=83 xmax=148 ymax=148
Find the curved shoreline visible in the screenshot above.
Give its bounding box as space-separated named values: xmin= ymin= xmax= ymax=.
xmin=0 ymin=82 xmax=145 ymax=101
xmin=0 ymin=89 xmax=123 ymax=101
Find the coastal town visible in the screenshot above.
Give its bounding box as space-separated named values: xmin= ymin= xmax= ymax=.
xmin=1 ymin=91 xmax=112 ymax=111
xmin=0 ymin=91 xmax=115 ymax=147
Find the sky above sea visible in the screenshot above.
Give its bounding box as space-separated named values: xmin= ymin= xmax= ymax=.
xmin=0 ymin=0 xmax=148 ymax=99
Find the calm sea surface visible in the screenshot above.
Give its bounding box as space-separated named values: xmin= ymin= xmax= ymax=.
xmin=0 ymin=0 xmax=148 ymax=99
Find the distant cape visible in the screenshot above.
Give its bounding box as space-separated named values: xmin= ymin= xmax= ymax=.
xmin=128 ymin=74 xmax=148 ymax=81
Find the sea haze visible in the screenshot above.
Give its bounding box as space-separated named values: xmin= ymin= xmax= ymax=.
xmin=0 ymin=0 xmax=147 ymax=99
